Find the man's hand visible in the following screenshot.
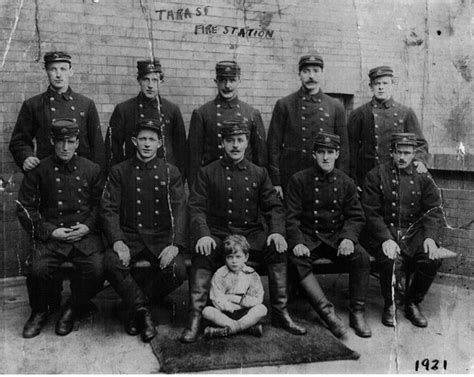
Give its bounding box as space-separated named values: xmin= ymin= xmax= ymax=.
xmin=338 ymin=239 xmax=355 ymax=256
xmin=382 ymin=239 xmax=400 ymax=260
xmin=22 ymin=156 xmax=40 ymax=171
xmin=274 ymin=185 xmax=284 ymax=200
xmin=113 ymin=240 xmax=131 ymax=267
xmin=159 ymin=245 xmax=179 ymax=269
xmin=293 ymin=243 xmax=310 ymax=257
xmin=413 ymin=161 xmax=428 ymax=173
xmin=423 ymin=238 xmax=441 ymax=260
xmin=51 ymin=227 xmax=73 ymax=241
xmin=66 ymin=224 xmax=90 ymax=242
xmin=195 ymin=236 xmax=216 ymax=256
xmin=267 ymin=233 xmax=287 ymax=253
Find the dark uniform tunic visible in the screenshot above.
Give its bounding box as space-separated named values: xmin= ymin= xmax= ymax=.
xmin=10 ymin=87 xmax=105 ymax=170
xmin=267 ymin=88 xmax=350 ymax=190
xmin=106 ymin=92 xmax=186 ymax=174
xmin=348 ymin=97 xmax=429 ymax=186
xmin=189 ymin=157 xmax=285 ymax=270
xmin=187 ymin=95 xmax=267 ymax=186
xmin=362 ymin=161 xmax=443 ymax=257
xmin=17 ymin=155 xmax=104 ymax=311
xmin=286 ymin=166 xmax=369 ymax=284
xmin=101 ymin=155 xmax=187 ymax=302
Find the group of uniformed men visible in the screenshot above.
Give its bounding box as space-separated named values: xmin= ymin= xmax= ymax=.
xmin=10 ymin=50 xmax=445 ymax=345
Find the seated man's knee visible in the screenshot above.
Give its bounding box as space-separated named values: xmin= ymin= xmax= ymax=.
xmin=416 ymin=257 xmax=441 ymax=276
xmin=202 ymin=306 xmax=218 ymax=319
xmin=254 ymin=303 xmax=268 ymax=317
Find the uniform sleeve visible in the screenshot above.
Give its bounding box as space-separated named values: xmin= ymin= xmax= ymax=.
xmin=267 ymin=99 xmax=286 ymax=186
xmin=334 ymin=101 xmax=350 ymax=174
xmin=361 ymin=169 xmax=393 ymax=246
xmin=83 ymin=164 xmax=105 ymax=232
xmin=171 ymin=106 xmax=187 ymax=176
xmin=187 ymin=109 xmax=204 ymax=187
xmin=9 ymin=101 xmax=37 ymax=169
xmin=168 ymin=165 xmax=187 ymax=248
xmin=107 ymin=105 xmax=126 ymax=170
xmin=17 ymin=169 xmax=57 ymax=241
xmin=347 ymin=109 xmax=362 ymax=182
xmin=405 ymin=108 xmax=430 ymax=166
xmin=209 ymin=269 xmax=233 ymax=312
xmin=339 ymin=178 xmax=365 ymax=243
xmin=249 ymin=109 xmax=268 ymax=167
xmin=260 ymin=168 xmax=285 ymax=236
xmin=240 ymin=271 xmax=265 ymax=308
xmin=285 ymin=173 xmax=306 ymax=250
xmin=86 ymin=100 xmax=106 ymax=171
xmin=188 ymin=167 xmax=211 ymax=241
xmin=420 ymin=174 xmax=444 ymax=243
xmin=100 ymin=166 xmax=125 ymax=245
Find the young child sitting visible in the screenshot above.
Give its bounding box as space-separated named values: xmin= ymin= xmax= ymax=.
xmin=202 ymin=235 xmax=268 ymax=339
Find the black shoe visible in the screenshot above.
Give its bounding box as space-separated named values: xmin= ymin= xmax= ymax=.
xmin=405 ymin=302 xmax=428 ymax=327
xmin=55 ymin=306 xmax=76 ymax=336
xmin=349 ymin=311 xmax=372 ymax=338
xmin=204 ymin=326 xmax=230 ymax=339
xmin=244 ymin=323 xmax=263 ymax=337
xmin=272 ymin=312 xmax=307 ymax=335
xmin=322 ymin=310 xmax=347 ymax=338
xmin=23 ymin=311 xmax=48 ymax=339
xmin=382 ymin=304 xmax=395 ymax=327
xmin=137 ymin=308 xmax=157 ymax=343
xmin=180 ymin=312 xmax=202 ymax=343
xmin=125 ymin=315 xmax=140 ymax=336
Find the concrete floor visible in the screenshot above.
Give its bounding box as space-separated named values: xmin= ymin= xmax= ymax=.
xmin=1 ymin=273 xmax=472 ymax=374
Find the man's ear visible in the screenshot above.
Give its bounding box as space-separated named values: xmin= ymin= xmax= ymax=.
xmin=69 ymin=67 xmax=74 ymax=77
xmin=157 ymin=138 xmax=163 ymax=148
xmin=335 ymin=150 xmax=340 ymax=159
xmin=50 ymin=137 xmax=55 ymax=146
xmin=131 ymin=136 xmax=138 ymax=147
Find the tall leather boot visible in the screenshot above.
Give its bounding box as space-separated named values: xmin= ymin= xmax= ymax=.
xmin=268 ymin=263 xmax=306 ymax=335
xmin=405 ymin=269 xmax=436 ymax=328
xmin=23 ymin=275 xmax=49 ymax=339
xmin=349 ymin=264 xmax=371 ymax=338
xmin=378 ymin=261 xmax=396 ymax=327
xmin=300 ymin=274 xmax=347 ymax=338
xmin=180 ymin=268 xmax=212 ymax=343
xmin=136 ymin=306 xmax=157 ymax=342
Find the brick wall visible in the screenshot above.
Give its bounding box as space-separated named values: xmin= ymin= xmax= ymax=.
xmin=1 ymin=0 xmax=472 ymax=278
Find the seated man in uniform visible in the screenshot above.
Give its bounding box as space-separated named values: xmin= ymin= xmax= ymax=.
xmin=362 ymin=133 xmax=445 ymax=328
xmin=17 ymin=119 xmax=104 ymax=338
xmin=101 ymin=118 xmax=187 ymax=343
xmin=180 ymin=117 xmax=306 ymax=343
xmin=286 ymin=132 xmax=371 ymax=338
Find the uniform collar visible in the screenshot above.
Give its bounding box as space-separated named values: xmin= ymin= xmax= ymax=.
xmin=312 ymin=165 xmax=337 ymax=182
xmin=137 ymin=91 xmax=159 ymax=109
xmin=220 ymin=155 xmax=249 ymax=171
xmin=47 ymin=86 xmax=73 ymax=101
xmin=52 ymin=154 xmax=78 ymax=172
xmin=298 ymin=87 xmax=323 ymax=102
xmin=214 ymin=95 xmax=240 ymax=109
xmin=371 ymin=96 xmax=394 ymax=109
xmin=133 ymin=154 xmax=161 ymax=170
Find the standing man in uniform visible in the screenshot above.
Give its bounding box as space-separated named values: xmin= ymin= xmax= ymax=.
xmin=286 ymin=132 xmax=371 ymax=338
xmin=9 ymin=51 xmax=105 ymax=171
xmin=101 ymin=119 xmax=187 ymax=343
xmin=362 ymin=133 xmax=444 ymax=328
xmin=348 ymin=66 xmax=429 ymax=188
xmin=186 ymin=60 xmax=267 ymax=186
xmin=267 ymin=52 xmax=349 ymax=198
xmin=106 ymin=59 xmax=186 ymax=175
xmin=9 ymin=51 xmax=105 ymax=316
xmin=180 ymin=118 xmax=306 ymax=343
xmin=17 ymin=119 xmax=104 ymax=338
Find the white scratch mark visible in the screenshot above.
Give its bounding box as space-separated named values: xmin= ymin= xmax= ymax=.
xmin=1 ymin=0 xmax=25 ymax=69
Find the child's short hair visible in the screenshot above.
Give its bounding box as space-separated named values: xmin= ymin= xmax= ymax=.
xmin=223 ymin=235 xmax=250 ymax=256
